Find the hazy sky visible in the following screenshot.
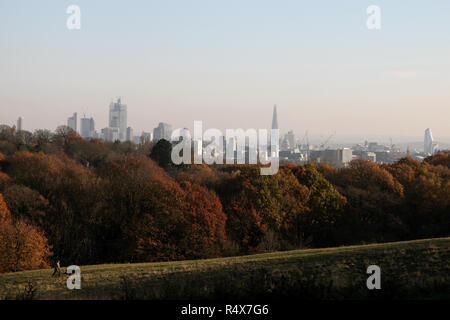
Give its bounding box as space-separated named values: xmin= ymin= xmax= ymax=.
xmin=1 ymin=0 xmax=449 ymax=142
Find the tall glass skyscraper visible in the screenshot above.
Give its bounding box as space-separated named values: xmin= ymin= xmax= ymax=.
xmin=109 ymin=98 xmax=127 ymax=142
xmin=81 ymin=116 xmax=95 ymax=139
xmin=16 ymin=117 xmax=23 ymax=131
xmin=153 ymin=122 xmax=172 ymax=141
xmin=424 ymin=128 xmax=435 ymax=155
xmin=271 ymin=105 xmax=278 ymax=130
xmin=270 ymin=105 xmax=279 ymax=157
xmin=67 ymin=112 xmax=77 ymax=132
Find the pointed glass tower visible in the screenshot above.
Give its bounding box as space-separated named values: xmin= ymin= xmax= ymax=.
xmin=269 ymin=105 xmax=280 ymax=158
xmin=271 ymin=105 xmax=278 ymax=130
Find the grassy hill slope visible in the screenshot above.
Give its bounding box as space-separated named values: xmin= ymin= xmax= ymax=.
xmin=1 ymin=237 xmax=449 ymax=300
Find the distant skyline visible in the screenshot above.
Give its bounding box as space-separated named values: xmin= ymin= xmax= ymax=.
xmin=1 ymin=1 xmax=450 ymax=142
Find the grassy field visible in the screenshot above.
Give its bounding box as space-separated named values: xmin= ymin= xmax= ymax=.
xmin=1 ymin=237 xmax=449 ymax=300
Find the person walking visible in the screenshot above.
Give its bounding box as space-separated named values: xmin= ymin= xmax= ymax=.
xmin=52 ymin=260 xmax=61 ymax=277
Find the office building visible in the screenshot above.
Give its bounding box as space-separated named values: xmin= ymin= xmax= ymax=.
xmin=424 ymin=128 xmax=438 ymax=155
xmin=271 ymin=105 xmax=278 ymax=130
xmin=17 ymin=117 xmax=23 ymax=131
xmin=80 ymin=116 xmax=95 ymax=139
xmin=67 ymin=113 xmax=77 ymax=132
xmin=270 ymin=105 xmax=279 ymax=157
xmin=109 ymin=98 xmax=127 ymax=142
xmin=310 ymin=148 xmax=353 ymax=168
xmin=126 ymin=127 xmax=134 ymax=142
xmin=153 ymin=122 xmax=172 ymax=141
xmin=286 ymin=130 xmax=295 ymax=150
xmin=101 ymin=127 xmax=119 ymax=142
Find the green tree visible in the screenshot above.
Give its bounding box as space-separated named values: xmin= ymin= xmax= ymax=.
xmin=150 ymin=139 xmax=173 ymax=169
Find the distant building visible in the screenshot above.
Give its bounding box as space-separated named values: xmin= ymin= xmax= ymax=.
xmin=102 ymin=127 xmax=119 ymax=142
xmin=424 ymin=128 xmax=433 ymax=154
xmin=126 ymin=127 xmax=134 ymax=142
xmin=153 ymin=122 xmax=172 ymax=142
xmin=80 ymin=117 xmax=95 ymax=139
xmin=364 ymin=152 xmax=376 ymax=162
xmin=109 ymin=98 xmax=127 ymax=141
xmin=368 ymin=142 xmax=386 ymax=153
xmin=281 ymin=130 xmax=295 ymax=151
xmin=310 ymin=148 xmax=353 ymax=168
xmin=226 ymin=137 xmax=237 ymax=161
xmin=353 ymin=150 xmax=376 ymax=162
xmin=280 ymin=137 xmax=290 ymax=151
xmin=375 ymin=151 xmax=406 ymax=164
xmin=270 ymin=105 xmax=279 ymax=157
xmin=141 ymin=131 xmax=152 ymax=143
xmin=424 ymin=128 xmax=438 ymax=155
xmin=67 ymin=113 xmax=77 ymax=132
xmin=17 ymin=117 xmax=23 ymax=131
xmin=272 ymin=105 xmax=278 ymax=130
xmin=286 ymin=130 xmax=295 ymax=150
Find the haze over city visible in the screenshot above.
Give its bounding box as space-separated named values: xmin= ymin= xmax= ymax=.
xmin=1 ymin=0 xmax=450 ymax=143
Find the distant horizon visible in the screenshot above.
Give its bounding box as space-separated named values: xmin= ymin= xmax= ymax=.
xmin=3 ymin=115 xmax=450 ymax=148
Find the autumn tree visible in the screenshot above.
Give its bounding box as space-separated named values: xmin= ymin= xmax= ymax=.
xmin=2 ymin=151 xmax=102 ymax=264
xmin=2 ymin=184 xmax=49 ymax=227
xmin=326 ymin=159 xmax=405 ymax=243
xmin=31 ymin=129 xmax=54 ymax=153
xmin=285 ymin=164 xmax=347 ymax=246
xmin=387 ymin=157 xmax=450 ymax=238
xmin=424 ymin=151 xmax=450 ymax=168
xmin=0 ymin=194 xmax=51 ymax=273
xmin=97 ymin=156 xmax=227 ymax=262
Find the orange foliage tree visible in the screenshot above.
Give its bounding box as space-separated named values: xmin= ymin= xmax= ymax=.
xmin=387 ymin=157 xmax=450 ymax=238
xmin=98 ymin=156 xmax=227 ymax=262
xmin=0 ymin=193 xmax=51 ymax=273
xmin=325 ymin=159 xmax=405 ymax=243
xmin=3 ymin=151 xmax=101 ymax=264
xmin=424 ymin=151 xmax=450 ymax=168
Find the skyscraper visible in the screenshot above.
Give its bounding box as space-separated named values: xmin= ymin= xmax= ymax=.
xmin=126 ymin=127 xmax=134 ymax=142
xmin=424 ymin=128 xmax=434 ymax=155
xmin=424 ymin=128 xmax=439 ymax=155
xmin=270 ymin=105 xmax=279 ymax=158
xmin=101 ymin=127 xmax=119 ymax=142
xmin=81 ymin=116 xmax=95 ymax=139
xmin=109 ymin=98 xmax=127 ymax=142
xmin=16 ymin=117 xmax=23 ymax=131
xmin=271 ymin=105 xmax=278 ymax=130
xmin=67 ymin=112 xmax=77 ymax=132
xmin=153 ymin=122 xmax=172 ymax=142
xmin=286 ymin=130 xmax=295 ymax=150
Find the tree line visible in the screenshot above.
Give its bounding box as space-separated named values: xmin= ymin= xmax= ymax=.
xmin=0 ymin=125 xmax=449 ymax=273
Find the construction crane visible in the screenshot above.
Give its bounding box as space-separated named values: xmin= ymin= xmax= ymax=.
xmin=389 ymin=136 xmax=395 ymax=151
xmin=299 ymin=130 xmax=309 ymax=150
xmin=320 ymin=133 xmax=335 ymax=150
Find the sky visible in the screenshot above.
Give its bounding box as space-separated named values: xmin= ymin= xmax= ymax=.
xmin=1 ymin=0 xmax=449 ymax=143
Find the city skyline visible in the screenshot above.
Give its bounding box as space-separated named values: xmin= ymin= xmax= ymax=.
xmin=8 ymin=102 xmax=450 ymax=147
